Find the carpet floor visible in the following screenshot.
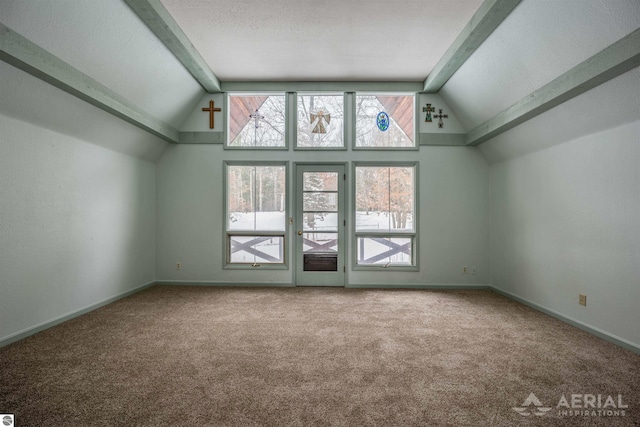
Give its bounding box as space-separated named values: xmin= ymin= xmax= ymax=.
xmin=0 ymin=286 xmax=639 ymax=426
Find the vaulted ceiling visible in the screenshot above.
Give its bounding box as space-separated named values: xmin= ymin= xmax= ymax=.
xmin=160 ymin=0 xmax=484 ymax=82
xmin=0 ymin=0 xmax=639 ymax=160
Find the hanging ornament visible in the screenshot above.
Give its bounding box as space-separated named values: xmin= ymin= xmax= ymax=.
xmin=310 ymin=110 xmax=331 ymax=133
xmin=376 ymin=112 xmax=390 ymax=131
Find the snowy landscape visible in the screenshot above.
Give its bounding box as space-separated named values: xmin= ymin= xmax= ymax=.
xmin=228 ymin=211 xmax=413 ymax=264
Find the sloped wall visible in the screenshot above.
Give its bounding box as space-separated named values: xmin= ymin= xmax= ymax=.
xmin=487 ymin=118 xmax=640 ymax=348
xmin=0 ymin=113 xmax=158 ymax=344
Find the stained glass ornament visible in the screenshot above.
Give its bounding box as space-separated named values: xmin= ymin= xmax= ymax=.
xmin=249 ymin=109 xmax=264 ymax=128
xmin=376 ymin=112 xmax=390 ymax=131
xmin=310 ymin=110 xmax=331 ymax=134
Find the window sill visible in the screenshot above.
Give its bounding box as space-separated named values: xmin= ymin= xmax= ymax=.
xmin=224 ymin=263 xmax=289 ymax=271
xmin=351 ymin=265 xmax=419 ymax=272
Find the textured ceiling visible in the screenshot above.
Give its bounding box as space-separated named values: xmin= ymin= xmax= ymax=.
xmin=161 ymin=0 xmax=484 ymax=81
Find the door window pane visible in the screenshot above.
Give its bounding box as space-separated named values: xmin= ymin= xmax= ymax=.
xmin=297 ymin=95 xmax=344 ymax=148
xmin=355 ymin=95 xmax=414 ymax=148
xmin=303 ymin=193 xmax=338 ymax=212
xmin=303 ymin=212 xmax=338 ymax=231
xmin=303 ymin=233 xmax=338 ymax=253
xmin=303 ymin=172 xmax=338 ymax=191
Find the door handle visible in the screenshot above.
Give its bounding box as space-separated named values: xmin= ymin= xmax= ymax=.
xmin=297 ymin=231 xmax=303 ymax=236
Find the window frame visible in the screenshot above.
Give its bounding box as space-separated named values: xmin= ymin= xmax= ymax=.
xmin=223 ymin=161 xmax=290 ymax=270
xmin=224 ymin=93 xmax=289 ymax=151
xmin=351 ymin=161 xmax=419 ymax=271
xmin=293 ymin=92 xmax=348 ymax=151
xmin=351 ymin=92 xmax=419 ymax=151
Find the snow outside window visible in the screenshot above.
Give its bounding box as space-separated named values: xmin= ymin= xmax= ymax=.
xmin=226 ymin=164 xmax=287 ymax=265
xmin=355 ymin=165 xmax=416 ymax=266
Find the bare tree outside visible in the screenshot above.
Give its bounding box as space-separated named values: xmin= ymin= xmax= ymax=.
xmin=229 ymin=96 xmax=286 ymax=147
xmin=355 ymin=166 xmax=414 ymax=232
xmin=297 ymin=95 xmax=344 ymax=148
xmin=355 ymin=95 xmax=413 ymax=148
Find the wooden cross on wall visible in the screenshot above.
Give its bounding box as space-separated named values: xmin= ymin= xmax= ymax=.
xmin=433 ymin=109 xmax=448 ymax=128
xmin=423 ymin=104 xmax=435 ymax=122
xmin=202 ymin=100 xmax=222 ymax=129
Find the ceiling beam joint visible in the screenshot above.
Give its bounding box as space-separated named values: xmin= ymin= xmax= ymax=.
xmin=466 ymin=28 xmax=640 ymax=146
xmin=422 ymin=0 xmax=521 ymax=93
xmin=0 ymin=23 xmax=179 ymax=143
xmin=124 ymin=0 xmax=221 ymax=93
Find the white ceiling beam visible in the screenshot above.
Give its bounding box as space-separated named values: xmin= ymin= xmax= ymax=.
xmin=124 ymin=0 xmax=221 ymax=93
xmin=0 ymin=23 xmax=179 ymax=143
xmin=422 ymin=0 xmax=521 ymax=93
xmin=466 ymin=28 xmax=640 ymax=146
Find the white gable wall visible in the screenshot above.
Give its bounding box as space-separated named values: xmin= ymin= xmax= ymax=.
xmin=155 ymin=144 xmax=490 ymax=286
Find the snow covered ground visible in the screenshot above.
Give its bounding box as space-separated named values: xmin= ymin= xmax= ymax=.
xmin=228 ymin=211 xmax=413 ymax=231
xmin=228 ymin=211 xmax=413 ymax=264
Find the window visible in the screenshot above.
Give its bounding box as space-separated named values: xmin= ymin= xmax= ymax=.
xmin=226 ymin=163 xmax=287 ymax=267
xmin=296 ymin=94 xmax=345 ymax=148
xmin=354 ymin=164 xmax=417 ymax=268
xmin=355 ymin=94 xmax=415 ymax=148
xmin=227 ymin=94 xmax=286 ymax=148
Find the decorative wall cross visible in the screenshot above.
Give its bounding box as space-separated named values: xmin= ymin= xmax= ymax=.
xmin=310 ymin=110 xmax=331 ymax=133
xmin=202 ymin=100 xmax=222 ymax=129
xmin=423 ymin=104 xmax=435 ymax=122
xmin=433 ymin=109 xmax=448 ymax=128
xmin=249 ymin=109 xmax=264 ymax=128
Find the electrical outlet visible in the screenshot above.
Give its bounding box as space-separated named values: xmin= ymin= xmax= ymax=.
xmin=462 ymin=266 xmax=468 ymax=274
xmin=471 ymin=266 xmax=477 ymax=275
xmin=579 ymin=294 xmax=586 ymax=306
xmin=176 ymin=262 xmax=182 ymax=270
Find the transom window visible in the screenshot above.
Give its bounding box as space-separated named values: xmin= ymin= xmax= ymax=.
xmin=355 ymin=94 xmax=415 ymax=148
xmin=354 ymin=164 xmax=417 ymax=267
xmin=296 ymin=94 xmax=345 ymax=148
xmin=226 ymin=163 xmax=287 ymax=267
xmin=227 ymin=94 xmax=286 ymax=148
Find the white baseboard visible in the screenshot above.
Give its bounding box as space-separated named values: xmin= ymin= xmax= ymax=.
xmin=158 ymin=281 xmax=490 ymax=290
xmin=489 ymin=286 xmax=640 ymax=355
xmin=0 ymin=281 xmax=155 ymax=348
xmin=4 ymin=281 xmax=636 ymax=355
xmin=347 ymin=283 xmax=491 ymax=289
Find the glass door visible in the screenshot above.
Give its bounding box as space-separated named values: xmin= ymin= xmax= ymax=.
xmin=295 ymin=164 xmax=346 ymax=286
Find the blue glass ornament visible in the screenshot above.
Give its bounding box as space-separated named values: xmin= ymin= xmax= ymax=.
xmin=376 ymin=112 xmax=389 ymax=131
